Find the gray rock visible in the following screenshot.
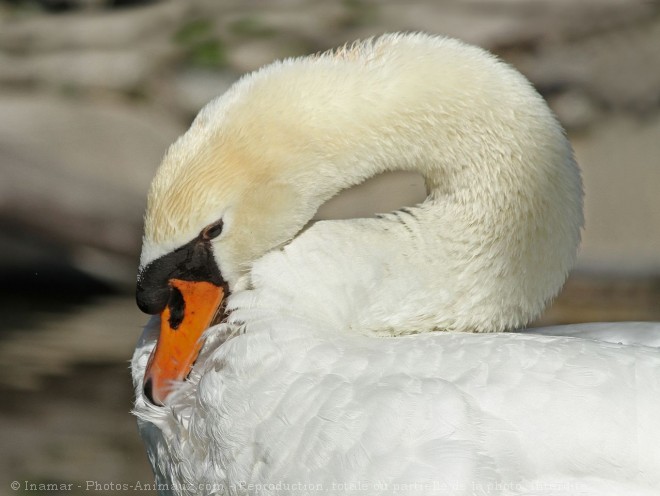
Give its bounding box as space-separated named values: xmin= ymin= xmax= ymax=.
xmin=227 ymin=39 xmax=299 ymax=74
xmin=0 ymin=44 xmax=179 ymax=92
xmin=0 ymin=94 xmax=185 ymax=284
xmin=0 ymin=0 xmax=189 ymax=54
xmin=170 ymin=68 xmax=237 ymax=117
xmin=378 ymin=0 xmax=656 ymax=50
xmin=572 ymin=115 xmax=660 ymax=273
xmin=548 ymin=90 xmax=600 ymax=131
xmin=514 ymin=16 xmax=660 ymax=113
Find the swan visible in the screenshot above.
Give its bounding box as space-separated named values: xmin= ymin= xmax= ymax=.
xmin=131 ymin=33 xmax=660 ymax=495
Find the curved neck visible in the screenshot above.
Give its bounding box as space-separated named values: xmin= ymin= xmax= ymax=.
xmin=143 ymin=35 xmax=583 ymax=334
xmin=218 ymin=35 xmax=583 ymax=332
xmin=250 ymin=182 xmax=579 ymax=334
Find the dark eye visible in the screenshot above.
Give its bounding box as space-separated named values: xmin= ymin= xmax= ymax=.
xmin=201 ymin=220 xmax=223 ymax=240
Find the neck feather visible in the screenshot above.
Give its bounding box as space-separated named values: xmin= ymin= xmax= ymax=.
xmin=226 ymin=34 xmax=583 ymax=332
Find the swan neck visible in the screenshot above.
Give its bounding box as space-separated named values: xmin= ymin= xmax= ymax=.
xmin=226 ymin=35 xmax=583 ymax=332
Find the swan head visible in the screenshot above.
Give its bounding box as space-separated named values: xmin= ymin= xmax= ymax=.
xmin=139 ymin=120 xmax=314 ymax=289
xmin=136 ymin=33 xmax=583 ymax=405
xmin=136 ymin=88 xmax=324 ymax=404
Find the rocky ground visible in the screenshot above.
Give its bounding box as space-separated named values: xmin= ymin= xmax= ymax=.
xmin=1 ymin=0 xmax=659 ymax=494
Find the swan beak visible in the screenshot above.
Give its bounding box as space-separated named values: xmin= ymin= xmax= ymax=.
xmin=143 ymin=279 xmax=224 ymax=405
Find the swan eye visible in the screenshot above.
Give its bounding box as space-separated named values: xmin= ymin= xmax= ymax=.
xmin=201 ymin=220 xmax=223 ymax=240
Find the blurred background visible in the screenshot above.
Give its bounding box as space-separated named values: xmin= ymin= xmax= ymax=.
xmin=1 ymin=0 xmax=659 ymax=494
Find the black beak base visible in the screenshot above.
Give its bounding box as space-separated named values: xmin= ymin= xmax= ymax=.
xmin=136 ymin=236 xmax=225 ymax=315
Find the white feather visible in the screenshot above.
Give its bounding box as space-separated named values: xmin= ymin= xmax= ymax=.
xmin=131 ymin=33 xmax=659 ymax=495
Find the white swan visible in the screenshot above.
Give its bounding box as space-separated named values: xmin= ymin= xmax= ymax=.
xmin=131 ymin=33 xmax=660 ymax=495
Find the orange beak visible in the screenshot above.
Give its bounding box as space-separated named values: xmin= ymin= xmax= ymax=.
xmin=143 ymin=278 xmax=224 ymax=405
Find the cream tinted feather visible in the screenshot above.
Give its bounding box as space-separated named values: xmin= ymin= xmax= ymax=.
xmin=131 ymin=33 xmax=658 ymax=496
